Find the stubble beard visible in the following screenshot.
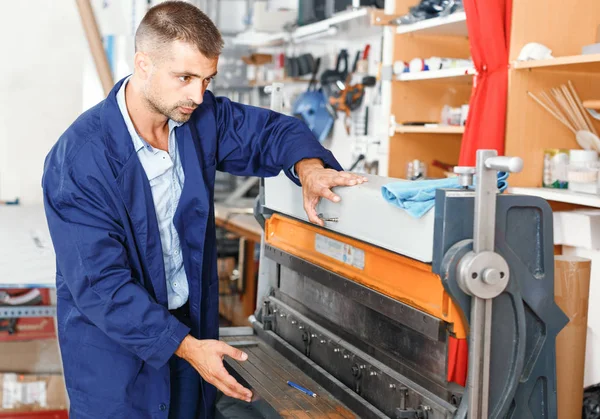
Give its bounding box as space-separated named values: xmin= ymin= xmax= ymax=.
xmin=144 ymin=84 xmax=196 ymax=123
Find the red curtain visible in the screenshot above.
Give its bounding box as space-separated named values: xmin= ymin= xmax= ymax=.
xmin=458 ymin=0 xmax=513 ymax=166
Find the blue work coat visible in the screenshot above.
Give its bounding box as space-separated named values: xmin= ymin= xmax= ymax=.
xmin=42 ymin=78 xmax=341 ymax=418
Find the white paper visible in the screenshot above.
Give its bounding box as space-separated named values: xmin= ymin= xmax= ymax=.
xmin=3 ymin=374 xmax=47 ymax=409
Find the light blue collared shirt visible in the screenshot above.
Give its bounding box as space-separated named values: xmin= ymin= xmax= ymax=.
xmin=116 ymin=77 xmax=189 ymax=310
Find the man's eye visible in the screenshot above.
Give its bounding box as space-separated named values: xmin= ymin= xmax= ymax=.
xmin=204 ymin=78 xmax=213 ymax=84
xmin=179 ymin=76 xmax=190 ymax=83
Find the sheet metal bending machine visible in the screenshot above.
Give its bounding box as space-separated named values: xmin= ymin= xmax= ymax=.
xmin=237 ymin=150 xmax=568 ymax=419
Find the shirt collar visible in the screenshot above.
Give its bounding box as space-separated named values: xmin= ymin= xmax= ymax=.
xmin=116 ymin=75 xmax=183 ymax=153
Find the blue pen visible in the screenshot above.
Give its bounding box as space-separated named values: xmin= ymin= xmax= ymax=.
xmin=287 ymin=380 xmax=317 ymax=398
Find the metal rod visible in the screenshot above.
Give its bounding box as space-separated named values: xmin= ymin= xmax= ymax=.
xmin=0 ymin=306 xmax=57 ymax=318
xmin=481 ymin=299 xmax=493 ymax=417
xmin=468 ymin=149 xmax=499 ymax=418
xmin=467 ymin=297 xmax=485 ymax=419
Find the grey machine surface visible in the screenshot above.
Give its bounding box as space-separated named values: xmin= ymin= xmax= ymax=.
xmin=221 ymin=150 xmax=568 ymax=419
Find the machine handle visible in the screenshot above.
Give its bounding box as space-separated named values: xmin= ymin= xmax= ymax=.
xmin=484 ymin=156 xmax=523 ymax=174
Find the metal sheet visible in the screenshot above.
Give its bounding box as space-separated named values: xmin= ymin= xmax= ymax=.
xmin=251 ymin=325 xmax=390 ymax=419
xmin=219 ymin=326 xmax=254 ymax=336
xmin=222 ymin=335 xmax=358 ymax=418
xmin=259 ymin=300 xmax=456 ymax=419
xmin=264 ymin=172 xmax=435 ymax=263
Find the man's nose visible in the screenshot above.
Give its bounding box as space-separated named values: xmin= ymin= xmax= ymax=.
xmin=188 ymin=83 xmax=205 ymax=106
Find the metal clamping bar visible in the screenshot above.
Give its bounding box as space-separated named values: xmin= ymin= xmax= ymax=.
xmin=454 ymin=150 xmax=523 ymax=419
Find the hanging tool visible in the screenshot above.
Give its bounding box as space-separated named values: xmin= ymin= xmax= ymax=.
xmin=329 ymin=46 xmax=376 ymax=135
xmin=329 ymin=76 xmax=376 ymax=134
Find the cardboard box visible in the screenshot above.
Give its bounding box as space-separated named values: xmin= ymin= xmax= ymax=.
xmin=0 ymin=374 xmax=67 ymax=413
xmin=555 ymin=256 xmax=592 ymax=419
xmin=562 ymin=246 xmax=600 ymax=387
xmin=0 ymin=340 xmax=62 ymax=375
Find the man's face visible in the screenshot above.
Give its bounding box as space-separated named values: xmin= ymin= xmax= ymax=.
xmin=143 ymin=41 xmax=219 ymax=123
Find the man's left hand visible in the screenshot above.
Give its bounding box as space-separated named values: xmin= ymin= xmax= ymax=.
xmin=295 ymin=159 xmax=368 ymax=227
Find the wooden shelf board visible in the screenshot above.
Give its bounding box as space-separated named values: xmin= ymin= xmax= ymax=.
xmin=394 ymin=125 xmax=465 ymax=134
xmin=584 ymin=100 xmax=600 ymax=110
xmin=395 ymin=11 xmax=467 ymax=36
xmin=293 ymin=8 xmax=368 ymax=38
xmin=249 ymin=78 xmax=309 ymax=87
xmin=512 ymin=54 xmax=600 ymax=72
xmin=396 ymin=67 xmax=475 ymax=83
xmin=508 ymin=187 xmax=600 ymax=208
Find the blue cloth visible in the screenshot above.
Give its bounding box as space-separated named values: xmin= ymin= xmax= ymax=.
xmin=382 ymin=172 xmax=509 ymax=218
xmin=116 ymin=76 xmax=189 ymax=310
xmin=42 ymin=76 xmax=342 ymax=419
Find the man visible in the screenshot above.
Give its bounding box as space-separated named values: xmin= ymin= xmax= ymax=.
xmin=42 ymin=1 xmax=366 ymax=418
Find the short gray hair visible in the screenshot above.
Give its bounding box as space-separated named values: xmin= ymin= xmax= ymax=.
xmin=135 ymin=1 xmax=224 ymax=58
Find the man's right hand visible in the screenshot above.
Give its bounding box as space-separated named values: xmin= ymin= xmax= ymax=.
xmin=175 ymin=335 xmax=252 ymax=402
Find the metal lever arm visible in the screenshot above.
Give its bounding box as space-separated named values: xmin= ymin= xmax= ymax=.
xmin=484 ymin=156 xmax=523 ymax=173
xmin=462 ymin=150 xmax=523 ymax=419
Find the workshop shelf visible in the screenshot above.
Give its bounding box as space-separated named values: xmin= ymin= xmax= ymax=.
xmin=395 ymin=67 xmax=475 ymax=83
xmin=232 ymin=7 xmax=371 ymax=47
xmin=512 ymin=54 xmax=600 ymax=73
xmin=505 ymin=0 xmax=600 ymax=187
xmin=249 ymin=78 xmax=310 ymax=87
xmin=394 ymin=125 xmax=464 ymax=134
xmin=508 ymin=187 xmax=600 ymax=208
xmin=395 ymin=11 xmax=467 ymax=36
xmin=384 ymin=2 xmax=471 ymax=179
xmin=583 ymin=100 xmax=600 ymax=110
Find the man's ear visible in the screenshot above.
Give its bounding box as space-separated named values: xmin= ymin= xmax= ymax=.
xmin=134 ymin=51 xmax=152 ymax=80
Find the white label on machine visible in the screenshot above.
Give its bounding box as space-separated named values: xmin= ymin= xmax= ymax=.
xmin=2 ymin=374 xmax=47 ymax=409
xmin=315 ymin=234 xmax=365 ymax=270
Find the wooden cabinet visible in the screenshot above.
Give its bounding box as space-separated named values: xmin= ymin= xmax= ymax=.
xmin=505 ymin=0 xmax=600 ymax=187
xmin=380 ymin=1 xmax=473 ymax=179
xmin=381 ymin=0 xmax=600 ymax=189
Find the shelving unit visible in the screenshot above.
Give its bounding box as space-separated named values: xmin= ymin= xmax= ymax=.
xmin=396 ymin=67 xmax=475 ymax=83
xmin=504 ymin=0 xmax=600 ymax=188
xmin=394 ymin=125 xmax=464 ymax=134
xmin=248 ymin=78 xmax=310 ymax=87
xmin=584 ymin=100 xmax=600 ymax=110
xmin=508 ymin=187 xmax=600 ymax=208
xmin=512 ymin=53 xmax=600 ymax=73
xmin=232 ymin=7 xmax=372 ymax=48
xmin=395 ymin=11 xmax=467 ymax=36
xmin=384 ymin=1 xmax=471 ymax=179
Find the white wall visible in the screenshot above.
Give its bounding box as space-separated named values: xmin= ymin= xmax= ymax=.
xmin=0 ymin=2 xmax=86 ymax=204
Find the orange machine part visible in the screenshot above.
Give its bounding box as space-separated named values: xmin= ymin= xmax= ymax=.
xmin=265 ymin=214 xmax=468 ymax=339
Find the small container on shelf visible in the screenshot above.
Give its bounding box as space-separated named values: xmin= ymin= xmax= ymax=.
xmin=406 ymin=159 xmax=427 ymax=180
xmin=542 ymin=149 xmax=569 ymax=189
xmin=567 ymin=149 xmax=600 ymax=194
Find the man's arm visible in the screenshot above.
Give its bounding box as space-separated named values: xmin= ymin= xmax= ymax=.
xmin=212 ymin=96 xmax=367 ymax=225
xmin=212 ymin=95 xmax=341 ymax=181
xmin=43 ymin=159 xmax=189 ymax=370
